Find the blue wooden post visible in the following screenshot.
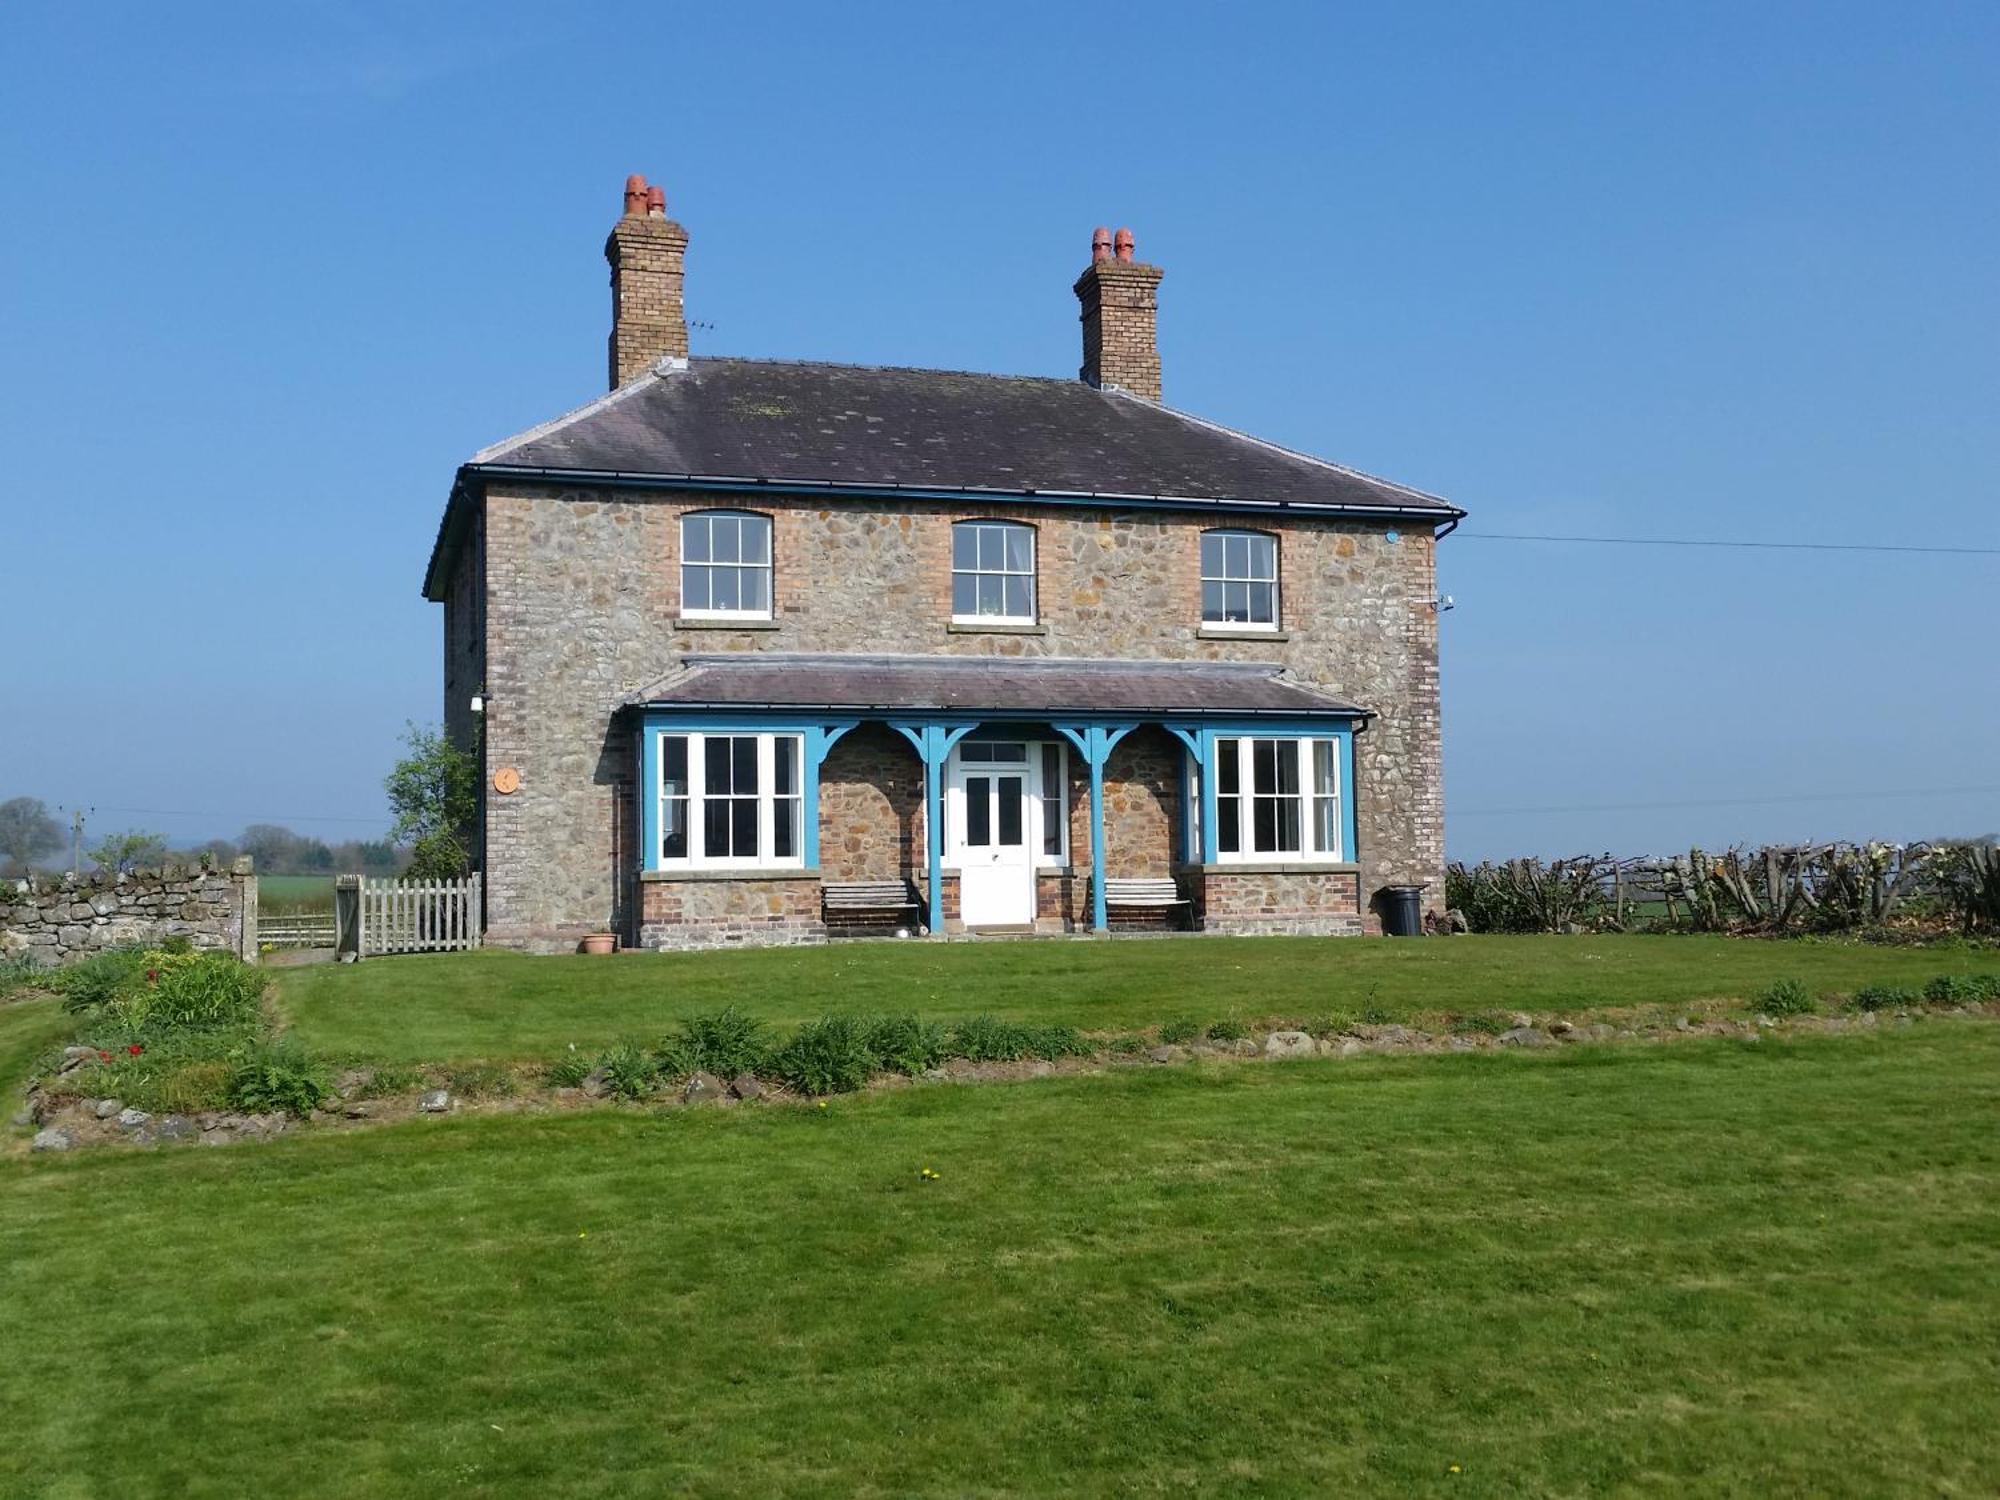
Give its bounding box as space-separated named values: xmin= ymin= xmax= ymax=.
xmin=801 ymin=721 xmax=859 ymax=869
xmin=1054 ymin=721 xmax=1138 ymax=934
xmin=890 ymin=721 xmax=973 ymax=935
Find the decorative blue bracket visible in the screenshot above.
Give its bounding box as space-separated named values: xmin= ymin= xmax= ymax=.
xmin=1051 ymin=721 xmax=1140 ymax=932
xmin=888 ymin=720 xmax=978 ymax=934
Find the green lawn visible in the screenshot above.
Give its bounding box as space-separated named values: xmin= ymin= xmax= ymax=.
xmin=259 ymin=874 xmax=336 ymax=913
xmin=4 ymin=1027 xmax=1997 ymax=1496
xmin=272 ymin=934 xmax=2000 ymax=1065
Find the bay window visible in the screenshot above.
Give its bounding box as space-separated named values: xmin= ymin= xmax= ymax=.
xmin=655 ymin=731 xmax=804 ymax=869
xmin=1213 ymin=735 xmax=1344 ymax=862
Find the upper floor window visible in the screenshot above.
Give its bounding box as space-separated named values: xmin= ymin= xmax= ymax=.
xmin=682 ymin=511 xmax=773 ymax=619
xmin=1201 ymin=529 xmax=1279 ymax=629
xmin=953 ymin=521 xmax=1036 ymax=624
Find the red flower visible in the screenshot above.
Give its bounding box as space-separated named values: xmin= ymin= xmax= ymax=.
xmin=97 ymin=1050 xmax=110 ymax=1062
xmin=145 ymin=969 xmax=159 ymax=983
xmin=128 ymin=1044 xmax=143 ymax=1056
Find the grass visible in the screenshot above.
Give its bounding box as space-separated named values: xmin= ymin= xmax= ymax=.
xmin=271 ymin=934 xmax=2000 ymax=1065
xmin=2 ymin=1027 xmax=1997 ymax=1495
xmin=0 ymin=995 xmax=70 ymax=1104
xmin=259 ymin=874 xmax=336 ymax=914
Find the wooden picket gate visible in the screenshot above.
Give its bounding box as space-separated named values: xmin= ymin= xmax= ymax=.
xmin=335 ymin=874 xmax=482 ymax=958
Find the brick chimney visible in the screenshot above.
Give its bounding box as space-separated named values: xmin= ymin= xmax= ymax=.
xmin=1074 ymin=226 xmax=1163 ymax=402
xmin=605 ymin=174 xmax=690 ymax=388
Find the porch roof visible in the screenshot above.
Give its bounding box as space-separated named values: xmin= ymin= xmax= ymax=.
xmin=628 ymin=653 xmax=1368 ymax=719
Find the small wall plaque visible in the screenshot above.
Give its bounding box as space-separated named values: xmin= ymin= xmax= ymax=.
xmin=492 ymin=767 xmax=522 ymax=795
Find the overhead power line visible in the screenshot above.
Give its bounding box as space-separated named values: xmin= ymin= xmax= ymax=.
xmin=1457 ymin=531 xmax=2000 ymax=557
xmin=1455 ymin=783 xmax=2000 ymax=818
xmin=81 ymin=803 xmax=386 ymax=827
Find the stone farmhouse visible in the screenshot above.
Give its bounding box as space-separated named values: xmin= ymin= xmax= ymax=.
xmin=423 ymin=176 xmax=1462 ymax=951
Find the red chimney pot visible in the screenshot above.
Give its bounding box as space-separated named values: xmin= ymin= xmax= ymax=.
xmin=1114 ymin=228 xmax=1135 ymax=263
xmin=645 ymin=184 xmax=665 ymax=216
xmin=1090 ymin=226 xmax=1112 ymax=263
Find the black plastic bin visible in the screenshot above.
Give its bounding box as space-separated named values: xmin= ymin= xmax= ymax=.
xmin=1382 ymin=884 xmax=1427 ymax=937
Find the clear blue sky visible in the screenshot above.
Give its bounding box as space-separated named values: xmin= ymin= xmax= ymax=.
xmin=4 ymin=0 xmax=1995 ymax=862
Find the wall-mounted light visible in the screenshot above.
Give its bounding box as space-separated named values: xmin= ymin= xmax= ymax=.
xmin=470 ymin=695 xmax=485 ymax=714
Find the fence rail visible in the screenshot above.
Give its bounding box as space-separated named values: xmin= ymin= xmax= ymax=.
xmin=259 ymin=914 xmax=336 ymax=948
xmin=335 ymin=874 xmax=482 ymax=957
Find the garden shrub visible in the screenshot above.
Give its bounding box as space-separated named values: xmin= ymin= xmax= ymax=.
xmin=1107 ymin=1034 xmax=1146 ymax=1056
xmin=1922 ymin=974 xmax=1998 ymax=1005
xmin=1758 ymin=978 xmax=1816 ymax=1017
xmin=768 ymin=1014 xmax=876 ymax=1096
xmin=1026 ymin=1025 xmax=1091 ymax=1060
xmin=1204 ymin=1018 xmax=1248 ymax=1043
xmin=597 ymin=1041 xmax=658 ymax=1101
xmin=1448 ymin=1013 xmax=1507 ymax=1036
xmin=945 ymin=1015 xmax=1087 ymax=1062
xmin=0 ymin=954 xmax=52 ymax=997
xmin=446 ymin=1061 xmax=518 ymax=1099
xmin=50 ymin=948 xmax=152 ymax=1013
xmin=120 ymin=952 xmax=264 ymax=1033
xmin=863 ymin=1014 xmax=950 ymax=1076
xmin=659 ymin=1005 xmax=769 ymax=1080
xmin=226 ymin=1041 xmax=331 ymax=1117
xmin=1852 ymin=984 xmax=1915 ymax=1013
xmin=1157 ymin=1018 xmax=1200 ymax=1046
xmin=546 ymin=1048 xmax=593 ymax=1088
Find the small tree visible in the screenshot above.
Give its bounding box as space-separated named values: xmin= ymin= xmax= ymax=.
xmin=0 ymin=797 xmax=62 ymax=876
xmin=386 ymin=723 xmax=478 ymax=880
xmin=89 ymin=829 xmax=168 ymax=875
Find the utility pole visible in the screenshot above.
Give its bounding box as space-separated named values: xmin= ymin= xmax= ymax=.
xmin=59 ymin=805 xmax=90 ymax=877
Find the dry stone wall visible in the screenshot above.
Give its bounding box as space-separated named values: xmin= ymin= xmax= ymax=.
xmin=1 ymin=861 xmax=258 ymax=965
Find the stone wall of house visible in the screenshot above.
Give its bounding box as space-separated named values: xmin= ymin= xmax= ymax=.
xmin=1194 ymin=867 xmax=1363 ymax=937
xmin=638 ymin=874 xmax=822 ymax=950
xmin=818 ymin=724 xmax=924 ymax=883
xmin=1100 ymin=728 xmax=1181 ymax=879
xmin=475 ymin=482 xmax=1443 ymax=950
xmin=0 ymin=862 xmax=258 ymax=965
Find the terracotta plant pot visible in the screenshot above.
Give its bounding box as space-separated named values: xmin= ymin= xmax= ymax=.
xmin=579 ymin=933 xmax=617 ymax=956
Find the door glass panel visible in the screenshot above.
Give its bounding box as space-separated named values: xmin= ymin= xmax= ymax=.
xmin=1041 ymin=743 xmax=1064 ymax=857
xmin=997 ymin=776 xmax=1023 ymax=846
xmin=965 ymin=777 xmax=991 ymax=846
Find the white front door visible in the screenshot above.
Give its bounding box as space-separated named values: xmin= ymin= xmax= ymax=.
xmin=952 ymin=763 xmax=1035 ymax=927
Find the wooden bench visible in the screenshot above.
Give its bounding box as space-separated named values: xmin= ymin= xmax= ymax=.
xmin=821 ymin=879 xmax=924 ymax=934
xmin=1095 ymin=876 xmax=1194 ymax=931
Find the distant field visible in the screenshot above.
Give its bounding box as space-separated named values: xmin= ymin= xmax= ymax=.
xmin=259 ymin=875 xmax=336 ymax=913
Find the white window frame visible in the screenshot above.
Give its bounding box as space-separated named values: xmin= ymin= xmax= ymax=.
xmin=1201 ymin=529 xmax=1281 ymax=631
xmin=654 ymin=730 xmax=804 ymax=871
xmin=681 ymin=510 xmax=774 ymax=621
xmin=1212 ymin=735 xmax=1343 ymax=863
xmin=952 ymin=520 xmax=1037 ymax=625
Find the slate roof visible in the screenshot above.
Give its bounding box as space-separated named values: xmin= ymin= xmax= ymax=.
xmin=627 ymin=653 xmax=1368 ymax=719
xmin=466 ymin=358 xmax=1456 ymax=515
